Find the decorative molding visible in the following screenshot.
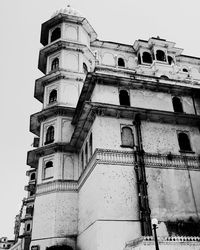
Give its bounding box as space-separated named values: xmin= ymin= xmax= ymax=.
xmin=36 ymin=180 xmax=78 ymax=195
xmin=125 ymin=236 xmax=200 ymax=248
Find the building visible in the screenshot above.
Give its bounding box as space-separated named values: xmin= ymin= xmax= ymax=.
xmin=0 ymin=237 xmax=14 ymax=250
xmin=19 ymin=5 xmax=200 ymax=250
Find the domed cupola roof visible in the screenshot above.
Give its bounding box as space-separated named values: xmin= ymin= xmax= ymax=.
xmin=51 ymin=5 xmax=83 ymax=18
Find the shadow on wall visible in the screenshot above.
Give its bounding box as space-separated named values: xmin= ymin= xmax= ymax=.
xmin=165 ymin=217 xmax=200 ymax=236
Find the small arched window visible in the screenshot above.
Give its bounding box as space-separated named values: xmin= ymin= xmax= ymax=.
xmin=118 ymin=58 xmax=125 ymax=67
xmin=182 ymin=68 xmax=188 ymax=73
xmin=51 ymin=58 xmax=59 ymax=71
xmin=30 ymin=173 xmax=35 ymax=181
xmin=121 ymin=127 xmax=134 ymax=148
xmin=138 ymin=53 xmax=141 ymax=64
xmin=44 ymin=161 xmax=53 ymax=179
xmin=160 ymin=75 xmax=169 ymax=79
xmin=49 ymin=89 xmax=57 ymax=104
xmin=83 ymin=63 xmax=88 ymax=74
xmin=50 ymin=27 xmax=61 ymax=42
xmin=26 ymin=223 xmax=31 ymax=232
xmin=172 ymin=96 xmax=183 ymax=113
xmin=168 ymin=56 xmax=174 ymax=65
xmin=119 ymin=89 xmax=130 ymax=106
xmin=156 ymin=50 xmax=166 ymax=62
xmin=45 ymin=126 xmax=54 ymax=145
xmin=178 ymin=132 xmax=192 ymax=151
xmin=142 ymin=52 xmax=152 ymax=64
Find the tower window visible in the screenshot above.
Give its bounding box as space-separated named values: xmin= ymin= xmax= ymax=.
xmin=178 ymin=132 xmax=192 ymax=152
xmin=50 ymin=27 xmax=61 ymax=42
xmin=44 ymin=161 xmax=53 ymax=179
xmin=49 ymin=89 xmax=57 ymax=104
xmin=85 ymin=142 xmax=88 ymax=165
xmin=121 ymin=126 xmax=134 ymax=148
xmin=119 ymin=89 xmax=130 ymax=106
xmin=81 ymin=151 xmax=84 ymax=171
xmin=89 ymin=133 xmax=93 ymax=159
xmin=142 ymin=52 xmax=152 ymax=64
xmin=118 ymin=57 xmax=125 ymax=67
xmin=51 ymin=58 xmax=59 ymax=71
xmin=26 ymin=223 xmax=31 ymax=232
xmin=83 ymin=63 xmax=88 ymax=74
xmin=138 ymin=53 xmax=141 ymax=64
xmin=172 ymin=96 xmax=183 ymax=113
xmin=45 ymin=126 xmax=54 ymax=145
xmin=156 ymin=50 xmax=166 ymax=62
xmin=182 ymin=68 xmax=188 ymax=73
xmin=168 ymin=56 xmax=174 ymax=65
xmin=30 ymin=173 xmax=35 ymax=181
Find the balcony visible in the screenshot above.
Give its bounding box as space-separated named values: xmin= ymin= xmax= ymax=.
xmin=125 ymin=236 xmax=200 ymax=250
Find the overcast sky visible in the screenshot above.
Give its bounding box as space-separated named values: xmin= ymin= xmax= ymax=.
xmin=1 ymin=0 xmax=200 ymax=239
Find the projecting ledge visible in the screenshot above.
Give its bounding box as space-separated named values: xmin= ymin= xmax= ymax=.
xmin=124 ymin=236 xmax=200 ymax=250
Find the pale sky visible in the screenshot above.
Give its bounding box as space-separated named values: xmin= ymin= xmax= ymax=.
xmin=0 ymin=0 xmax=200 ymax=239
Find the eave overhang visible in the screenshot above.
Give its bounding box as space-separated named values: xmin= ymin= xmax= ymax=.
xmin=41 ymin=14 xmax=97 ymax=46
xmin=34 ymin=70 xmax=85 ymax=103
xmin=27 ymin=142 xmax=76 ymax=168
xmin=30 ymin=106 xmax=75 ymax=136
xmin=72 ymin=68 xmax=200 ymax=125
xmin=71 ymin=101 xmax=200 ymax=151
xmin=39 ymin=40 xmax=93 ymax=73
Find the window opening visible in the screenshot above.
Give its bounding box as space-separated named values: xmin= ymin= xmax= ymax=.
xmin=26 ymin=223 xmax=31 ymax=232
xmin=142 ymin=52 xmax=152 ymax=64
xmin=51 ymin=58 xmax=59 ymax=71
xmin=172 ymin=96 xmax=183 ymax=113
xmin=81 ymin=151 xmax=84 ymax=171
xmin=85 ymin=142 xmax=88 ymax=165
xmin=160 ymin=75 xmax=169 ymax=79
xmin=89 ymin=133 xmax=93 ymax=159
xmin=178 ymin=132 xmax=192 ymax=151
xmin=138 ymin=53 xmax=141 ymax=64
xmin=182 ymin=68 xmax=188 ymax=73
xmin=118 ymin=57 xmax=125 ymax=67
xmin=168 ymin=56 xmax=174 ymax=65
xmin=45 ymin=126 xmax=54 ymax=145
xmin=119 ymin=90 xmax=130 ymax=106
xmin=30 ymin=173 xmax=35 ymax=181
xmin=156 ymin=50 xmax=166 ymax=62
xmin=44 ymin=161 xmax=53 ymax=179
xmin=83 ymin=63 xmax=88 ymax=74
xmin=50 ymin=27 xmax=61 ymax=42
xmin=121 ymin=127 xmax=134 ymax=148
xmin=49 ymin=89 xmax=57 ymax=104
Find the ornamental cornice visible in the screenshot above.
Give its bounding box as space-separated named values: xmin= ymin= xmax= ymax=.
xmin=30 ymin=106 xmax=75 ymax=136
xmin=27 ymin=142 xmax=76 ymax=168
xmin=37 ymin=180 xmax=78 ymax=195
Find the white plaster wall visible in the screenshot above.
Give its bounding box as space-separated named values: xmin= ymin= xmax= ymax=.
xmin=182 ymin=96 xmax=195 ymax=114
xmin=79 ymin=26 xmax=90 ymax=46
xmin=92 ymin=116 xmax=135 ymax=152
xmin=60 ymin=80 xmax=80 ymax=107
xmin=64 ymin=24 xmax=78 ymax=41
xmin=91 ymin=85 xmax=119 ymax=105
xmin=32 ymin=192 xmax=78 ymax=240
xmin=78 ymin=163 xmax=139 ymax=233
xmin=141 ymin=121 xmax=200 ymax=154
xmin=60 ymin=117 xmax=74 ymax=143
xmin=63 ymin=52 xmax=79 ymax=72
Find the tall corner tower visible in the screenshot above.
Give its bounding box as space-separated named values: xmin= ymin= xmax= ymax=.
xmin=27 ymin=5 xmax=97 ymax=250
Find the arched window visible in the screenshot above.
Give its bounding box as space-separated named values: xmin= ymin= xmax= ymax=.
xmin=45 ymin=126 xmax=54 ymax=145
xmin=119 ymin=90 xmax=130 ymax=106
xmin=160 ymin=75 xmax=169 ymax=79
xmin=44 ymin=161 xmax=53 ymax=179
xmin=50 ymin=27 xmax=61 ymax=42
xmin=142 ymin=52 xmax=152 ymax=64
xmin=30 ymin=173 xmax=35 ymax=181
xmin=168 ymin=56 xmax=174 ymax=65
xmin=26 ymin=223 xmax=31 ymax=232
xmin=85 ymin=142 xmax=88 ymax=165
xmin=83 ymin=63 xmax=88 ymax=74
xmin=156 ymin=50 xmax=166 ymax=62
xmin=118 ymin=57 xmax=125 ymax=67
xmin=51 ymin=58 xmax=59 ymax=71
xmin=49 ymin=89 xmax=57 ymax=104
xmin=182 ymin=68 xmax=188 ymax=73
xmin=172 ymin=96 xmax=183 ymax=113
xmin=89 ymin=133 xmax=93 ymax=159
xmin=121 ymin=127 xmax=134 ymax=148
xmin=178 ymin=132 xmax=192 ymax=151
xmin=138 ymin=53 xmax=141 ymax=64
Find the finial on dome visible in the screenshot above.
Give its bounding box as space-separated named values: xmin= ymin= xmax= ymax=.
xmin=51 ymin=4 xmax=82 ymax=18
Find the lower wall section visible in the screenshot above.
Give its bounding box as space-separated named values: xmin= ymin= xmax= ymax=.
xmin=77 ymin=220 xmax=141 ymax=250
